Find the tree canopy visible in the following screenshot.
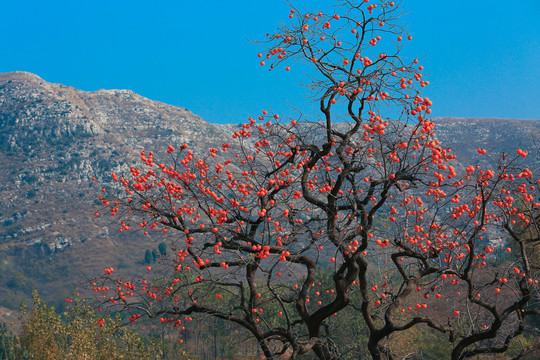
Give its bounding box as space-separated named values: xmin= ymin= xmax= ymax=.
xmin=91 ymin=1 xmax=540 ymax=359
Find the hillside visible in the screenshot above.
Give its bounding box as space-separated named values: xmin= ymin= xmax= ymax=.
xmin=432 ymin=116 xmax=539 ymax=169
xmin=0 ymin=71 xmax=538 ymax=313
xmin=0 ymin=71 xmax=235 ymax=309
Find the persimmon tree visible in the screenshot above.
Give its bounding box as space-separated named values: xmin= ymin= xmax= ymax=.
xmin=91 ymin=1 xmax=540 ymax=359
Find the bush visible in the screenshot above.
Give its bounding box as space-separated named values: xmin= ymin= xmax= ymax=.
xmin=16 ymin=291 xmax=161 ymax=360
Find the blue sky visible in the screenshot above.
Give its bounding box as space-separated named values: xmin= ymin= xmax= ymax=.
xmin=1 ymin=0 xmax=539 ymax=124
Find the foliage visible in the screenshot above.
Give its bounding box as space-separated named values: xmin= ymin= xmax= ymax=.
xmin=158 ymin=242 xmax=167 ymax=256
xmin=92 ymin=1 xmax=540 ymax=359
xmin=145 ymin=249 xmax=153 ymax=264
xmin=0 ymin=322 xmax=18 ymax=360
xmin=14 ymin=291 xmax=161 ymax=360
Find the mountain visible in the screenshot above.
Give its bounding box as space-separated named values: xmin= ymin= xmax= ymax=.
xmin=0 ymin=71 xmax=235 ymax=310
xmin=0 ymin=71 xmax=233 ymax=250
xmin=432 ymin=116 xmax=539 ymax=169
xmin=0 ymin=71 xmax=538 ymax=313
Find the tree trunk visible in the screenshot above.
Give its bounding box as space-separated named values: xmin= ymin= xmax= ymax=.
xmin=258 ymin=338 xmax=275 ymax=359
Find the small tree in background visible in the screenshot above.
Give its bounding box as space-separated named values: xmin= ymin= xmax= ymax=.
xmin=158 ymin=242 xmax=167 ymax=256
xmin=0 ymin=323 xmax=18 ymax=360
xmin=144 ymin=249 xmax=153 ymax=264
xmin=92 ymin=1 xmax=540 ymax=358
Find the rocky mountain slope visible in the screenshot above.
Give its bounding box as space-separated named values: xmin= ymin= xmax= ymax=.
xmin=432 ymin=116 xmax=539 ymax=169
xmin=0 ymin=72 xmax=236 ymax=309
xmin=0 ymin=71 xmax=233 ymax=252
xmin=0 ymin=71 xmax=538 ymax=312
